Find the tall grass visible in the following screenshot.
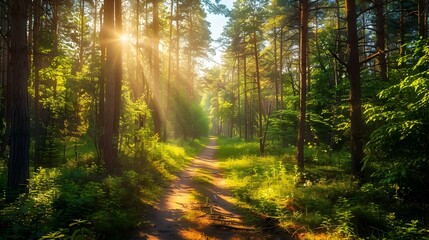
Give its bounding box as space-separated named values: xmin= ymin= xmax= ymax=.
xmin=216 ymin=137 xmax=429 ymax=239
xmin=0 ymin=137 xmax=208 ymax=240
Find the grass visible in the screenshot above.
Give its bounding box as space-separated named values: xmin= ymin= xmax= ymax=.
xmin=192 ymin=175 xmax=213 ymax=185
xmin=0 ymin=137 xmax=209 ymax=240
xmin=216 ymin=137 xmax=429 ymax=239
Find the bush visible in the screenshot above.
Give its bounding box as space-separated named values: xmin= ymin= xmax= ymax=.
xmin=365 ymin=39 xmax=429 ymax=203
xmin=0 ymin=134 xmax=206 ymax=240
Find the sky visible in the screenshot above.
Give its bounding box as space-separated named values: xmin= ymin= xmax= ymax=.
xmin=205 ymin=0 xmax=234 ymax=67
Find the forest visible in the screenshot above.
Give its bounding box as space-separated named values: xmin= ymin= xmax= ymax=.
xmin=0 ymin=0 xmax=428 ymax=239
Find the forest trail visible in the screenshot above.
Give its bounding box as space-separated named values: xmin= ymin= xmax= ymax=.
xmin=133 ymin=138 xmax=287 ymax=240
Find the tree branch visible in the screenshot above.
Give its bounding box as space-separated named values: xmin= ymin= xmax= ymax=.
xmin=360 ymin=51 xmax=381 ymax=66
xmin=329 ymin=49 xmax=348 ymax=68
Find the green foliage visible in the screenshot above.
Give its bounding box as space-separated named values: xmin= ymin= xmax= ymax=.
xmin=173 ymin=94 xmax=210 ymax=139
xmin=39 ymin=219 xmax=96 ymax=240
xmin=322 ymin=197 xmax=357 ymax=238
xmin=386 ymin=218 xmax=429 ymax=240
xmin=365 ymin=39 xmax=429 ymax=203
xmin=0 ymin=137 xmax=206 ymax=239
xmin=217 ymin=138 xmax=429 ymax=239
xmin=268 ymin=109 xmax=299 ymax=146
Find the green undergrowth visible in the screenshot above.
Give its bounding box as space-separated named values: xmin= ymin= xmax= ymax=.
xmin=217 ymin=137 xmax=429 ymax=240
xmin=0 ymin=137 xmax=207 ymax=240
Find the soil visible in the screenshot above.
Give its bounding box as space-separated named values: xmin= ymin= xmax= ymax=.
xmin=132 ymin=138 xmax=292 ymax=240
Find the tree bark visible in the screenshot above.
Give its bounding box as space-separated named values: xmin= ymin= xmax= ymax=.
xmin=237 ymin=57 xmax=241 ymax=138
xmin=33 ymin=0 xmax=42 ymax=167
xmin=279 ymin=26 xmax=284 ymax=110
xmin=187 ymin=9 xmax=194 ymax=101
xmin=273 ymin=27 xmax=279 ymax=110
xmin=113 ymin=0 xmax=122 ymax=162
xmin=297 ymin=0 xmax=308 ymax=173
xmin=375 ymin=0 xmax=387 ymax=81
xmin=165 ymin=0 xmax=174 ymax=141
xmin=399 ymin=0 xmax=405 ymax=58
xmin=174 ymin=0 xmax=180 ymax=139
xmin=7 ymin=0 xmax=30 ymax=200
xmin=152 ymin=0 xmax=162 ymax=139
xmin=243 ymin=54 xmax=248 ymax=140
xmin=0 ymin=3 xmax=8 ymax=156
xmin=253 ymin=30 xmax=264 ymax=155
xmin=345 ymin=0 xmax=364 ymax=178
xmin=79 ymin=0 xmax=85 ymax=70
xmin=98 ymin=4 xmax=105 ymax=162
xmin=102 ymin=0 xmax=117 ymax=174
xmin=418 ymin=0 xmax=426 ymax=38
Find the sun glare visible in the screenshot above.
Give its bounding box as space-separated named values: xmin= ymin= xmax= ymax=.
xmin=120 ymin=34 xmax=129 ymax=43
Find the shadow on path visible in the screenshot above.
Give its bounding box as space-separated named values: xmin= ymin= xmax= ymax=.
xmin=132 ymin=138 xmax=291 ymax=240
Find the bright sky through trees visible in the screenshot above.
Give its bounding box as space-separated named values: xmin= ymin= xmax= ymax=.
xmin=205 ymin=0 xmax=233 ymax=66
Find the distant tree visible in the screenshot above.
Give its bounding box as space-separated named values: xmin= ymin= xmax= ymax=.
xmin=374 ymin=0 xmax=387 ymax=81
xmin=113 ymin=0 xmax=122 ymax=160
xmin=253 ymin=26 xmax=264 ymax=155
xmin=297 ymin=0 xmax=309 ymax=173
xmin=173 ymin=0 xmax=211 ymax=139
xmin=152 ymin=0 xmax=162 ymax=139
xmin=164 ymin=0 xmax=174 ymax=141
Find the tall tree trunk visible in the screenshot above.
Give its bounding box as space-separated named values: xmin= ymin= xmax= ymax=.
xmin=187 ymin=9 xmax=194 ymax=101
xmin=165 ymin=0 xmax=174 ymax=141
xmin=250 ymin=82 xmax=255 ymax=139
xmin=237 ymin=57 xmax=241 ymax=138
xmin=230 ymin=105 xmax=233 ymax=138
xmin=113 ymin=0 xmax=122 ymax=162
xmin=52 ymin=0 xmax=59 ymax=55
xmin=102 ymin=0 xmax=117 ymax=174
xmin=375 ymin=0 xmax=387 ymax=81
xmin=253 ymin=30 xmax=264 ymax=155
xmin=174 ymin=0 xmax=180 ymax=139
xmin=33 ymin=0 xmax=42 ymax=167
xmin=306 ymin=25 xmax=311 ymax=142
xmin=98 ymin=4 xmax=105 ymax=162
xmin=334 ymin=0 xmax=343 ymax=89
xmin=280 ymin=27 xmax=286 ymax=146
xmin=92 ymin=0 xmax=100 ymax=161
xmin=361 ymin=12 xmax=367 ymax=66
xmin=243 ymin=54 xmax=248 ymax=140
xmin=152 ymin=0 xmax=162 ymax=139
xmin=279 ymin=27 xmax=284 ymax=110
xmin=297 ymin=0 xmax=308 ymax=173
xmin=79 ymin=0 xmax=85 ymax=70
xmin=418 ymin=0 xmax=427 ymax=38
xmin=346 ymin=0 xmax=364 ymax=178
xmin=7 ymin=0 xmax=30 ymax=201
xmin=0 ymin=3 xmax=8 ymax=156
xmin=135 ymin=0 xmax=140 ymax=99
xmin=399 ymin=0 xmax=405 ymax=58
xmin=273 ymin=27 xmax=279 ymax=110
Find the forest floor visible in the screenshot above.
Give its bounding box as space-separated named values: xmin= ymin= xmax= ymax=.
xmin=132 ymin=138 xmax=290 ymax=240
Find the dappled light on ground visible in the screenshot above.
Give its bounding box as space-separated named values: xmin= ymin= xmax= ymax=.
xmin=133 ymin=138 xmax=288 ymax=240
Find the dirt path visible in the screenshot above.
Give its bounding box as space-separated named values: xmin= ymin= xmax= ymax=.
xmin=133 ymin=138 xmax=288 ymax=240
